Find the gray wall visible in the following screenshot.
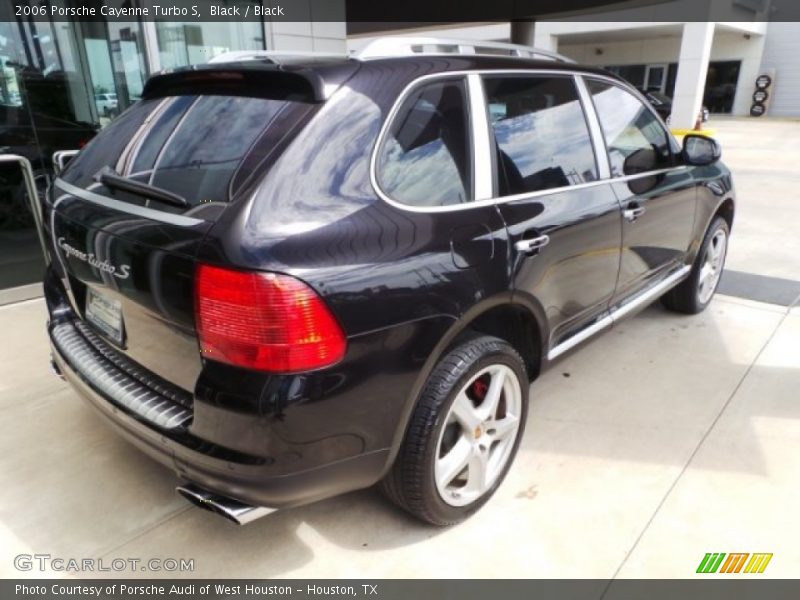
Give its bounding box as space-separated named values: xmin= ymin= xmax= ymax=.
xmin=759 ymin=22 xmax=800 ymax=117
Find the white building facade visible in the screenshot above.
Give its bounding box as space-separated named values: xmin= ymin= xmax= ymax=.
xmin=349 ymin=10 xmax=799 ymax=128
xmin=531 ymin=20 xmax=774 ymax=127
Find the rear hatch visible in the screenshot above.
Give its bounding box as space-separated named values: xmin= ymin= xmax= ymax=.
xmin=47 ymin=64 xmax=349 ymax=391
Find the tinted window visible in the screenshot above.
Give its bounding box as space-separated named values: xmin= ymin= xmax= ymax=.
xmin=377 ymin=79 xmax=472 ymax=207
xmin=129 ymin=96 xmax=196 ymax=176
xmin=148 ymin=96 xmax=284 ymax=204
xmin=63 ymin=95 xmax=292 ymax=207
xmin=61 ymin=100 xmax=157 ymax=186
xmin=483 ymin=76 xmax=598 ymax=196
xmin=587 ymin=80 xmax=674 ymax=177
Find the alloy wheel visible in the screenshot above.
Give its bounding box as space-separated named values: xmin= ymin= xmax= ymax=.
xmin=434 ymin=364 xmax=523 ymax=507
xmin=697 ymin=228 xmax=727 ymax=304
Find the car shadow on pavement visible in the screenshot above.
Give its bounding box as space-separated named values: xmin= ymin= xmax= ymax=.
xmin=88 ymin=454 xmax=446 ymax=579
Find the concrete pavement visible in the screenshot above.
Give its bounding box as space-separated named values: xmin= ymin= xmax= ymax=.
xmin=1 ymin=294 xmax=797 ymax=578
xmin=1 ymin=118 xmax=799 ymax=579
xmin=712 ymin=117 xmax=800 ymax=281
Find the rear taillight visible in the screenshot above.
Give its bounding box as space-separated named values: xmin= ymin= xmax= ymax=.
xmin=194 ymin=264 xmax=346 ymax=373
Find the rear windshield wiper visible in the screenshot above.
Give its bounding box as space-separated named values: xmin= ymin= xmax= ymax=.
xmin=94 ymin=166 xmax=188 ymax=208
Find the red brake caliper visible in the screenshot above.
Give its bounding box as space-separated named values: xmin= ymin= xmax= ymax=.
xmin=471 ymin=377 xmax=488 ymax=401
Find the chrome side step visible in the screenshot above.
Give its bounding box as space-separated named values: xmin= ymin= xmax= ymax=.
xmin=176 ymin=484 xmax=276 ymax=525
xmin=610 ymin=265 xmax=692 ymax=322
xmin=548 ymin=265 xmax=692 ymax=361
xmin=547 ymin=314 xmax=613 ymax=361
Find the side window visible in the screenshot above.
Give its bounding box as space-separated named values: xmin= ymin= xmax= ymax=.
xmin=483 ymin=76 xmax=598 ymax=197
xmin=377 ymin=79 xmax=472 ymax=207
xmin=587 ymin=80 xmax=674 ymax=177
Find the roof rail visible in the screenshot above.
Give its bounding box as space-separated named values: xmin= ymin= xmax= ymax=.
xmin=208 ymin=50 xmax=346 ymax=64
xmin=357 ymin=36 xmax=575 ymax=63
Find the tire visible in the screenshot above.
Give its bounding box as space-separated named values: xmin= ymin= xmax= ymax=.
xmin=381 ymin=334 xmax=529 ymax=526
xmin=661 ymin=216 xmax=729 ymax=314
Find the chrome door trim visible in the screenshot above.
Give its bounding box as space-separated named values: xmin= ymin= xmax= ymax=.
xmin=575 ymin=75 xmax=611 ymax=180
xmin=54 ymin=179 xmax=205 ymax=227
xmin=369 ymin=71 xmax=478 ymax=214
xmin=547 ymin=264 xmax=692 ymax=361
xmin=466 ymin=72 xmax=494 ymax=201
xmin=369 ymin=68 xmax=687 ymax=214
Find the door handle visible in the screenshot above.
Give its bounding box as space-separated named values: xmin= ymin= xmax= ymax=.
xmin=515 ymin=234 xmax=550 ymax=255
xmin=623 ymin=206 xmax=646 ymax=222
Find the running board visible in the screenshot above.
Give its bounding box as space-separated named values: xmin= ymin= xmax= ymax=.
xmin=548 ymin=265 xmax=692 ymax=361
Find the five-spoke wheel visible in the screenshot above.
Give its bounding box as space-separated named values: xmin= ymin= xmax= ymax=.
xmin=381 ymin=335 xmax=528 ymax=525
xmin=435 ymin=364 xmax=522 ymax=507
xmin=662 ymin=216 xmax=730 ymax=314
xmin=697 ymin=228 xmax=727 ymax=305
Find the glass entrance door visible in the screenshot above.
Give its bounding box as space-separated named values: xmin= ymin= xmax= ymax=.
xmin=0 ymin=14 xmax=97 ymax=291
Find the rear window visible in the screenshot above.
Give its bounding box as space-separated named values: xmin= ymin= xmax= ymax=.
xmin=62 ymin=94 xmax=296 ymax=208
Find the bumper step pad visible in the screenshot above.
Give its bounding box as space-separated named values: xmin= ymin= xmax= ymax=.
xmin=51 ymin=320 xmax=193 ymax=431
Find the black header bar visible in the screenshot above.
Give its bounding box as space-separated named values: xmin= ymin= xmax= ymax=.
xmin=3 ymin=0 xmax=800 ymax=23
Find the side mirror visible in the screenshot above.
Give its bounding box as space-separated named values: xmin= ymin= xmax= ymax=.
xmin=682 ymin=134 xmax=721 ymax=166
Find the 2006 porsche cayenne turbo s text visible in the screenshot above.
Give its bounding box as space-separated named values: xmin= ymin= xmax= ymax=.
xmin=42 ymin=38 xmax=734 ymax=525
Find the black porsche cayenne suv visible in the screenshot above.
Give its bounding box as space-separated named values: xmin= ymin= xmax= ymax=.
xmin=41 ymin=39 xmax=734 ymax=526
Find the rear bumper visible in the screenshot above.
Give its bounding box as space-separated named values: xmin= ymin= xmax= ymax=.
xmin=50 ymin=339 xmax=390 ymax=508
xmin=42 ymin=263 xmax=420 ymax=509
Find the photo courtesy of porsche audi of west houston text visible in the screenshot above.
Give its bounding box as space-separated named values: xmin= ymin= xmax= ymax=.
xmin=14 ymin=583 xmax=374 ymax=597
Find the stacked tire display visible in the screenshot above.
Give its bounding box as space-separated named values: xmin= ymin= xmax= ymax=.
xmin=750 ymin=74 xmax=773 ymax=117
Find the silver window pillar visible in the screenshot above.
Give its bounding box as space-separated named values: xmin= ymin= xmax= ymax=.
xmin=574 ymin=75 xmax=612 ymax=181
xmin=466 ymin=73 xmax=494 ymax=201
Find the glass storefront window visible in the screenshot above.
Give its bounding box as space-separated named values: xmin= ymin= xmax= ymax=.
xmin=0 ymin=2 xmax=148 ymax=291
xmin=75 ymin=11 xmax=148 ymax=125
xmin=156 ymin=4 xmax=264 ymax=69
xmin=0 ymin=1 xmax=270 ymax=293
xmin=0 ymin=14 xmax=92 ymax=290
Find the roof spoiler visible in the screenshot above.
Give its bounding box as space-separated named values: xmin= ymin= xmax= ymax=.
xmin=142 ymin=63 xmax=352 ymax=103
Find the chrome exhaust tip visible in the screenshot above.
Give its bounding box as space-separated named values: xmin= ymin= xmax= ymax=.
xmin=176 ymin=483 xmax=275 ymax=525
xmin=50 ymin=355 xmax=65 ymax=381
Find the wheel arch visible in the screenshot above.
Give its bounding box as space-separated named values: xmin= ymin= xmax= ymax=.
xmin=715 ymin=197 xmax=735 ymax=231
xmin=689 ymin=193 xmax=735 ymax=265
xmin=381 ymin=293 xmax=548 ymax=476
